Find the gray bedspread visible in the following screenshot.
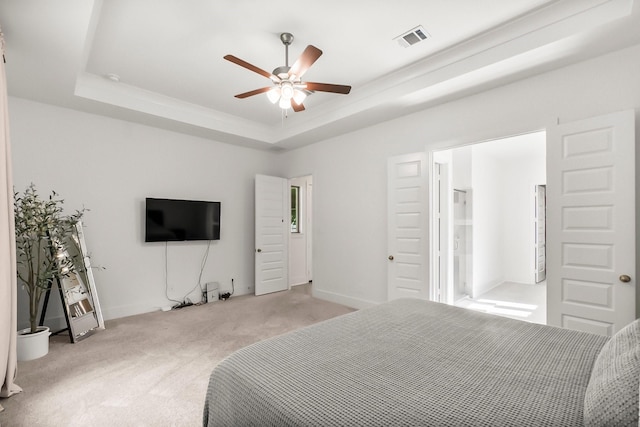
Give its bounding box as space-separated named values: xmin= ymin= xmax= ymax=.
xmin=203 ymin=298 xmax=609 ymax=426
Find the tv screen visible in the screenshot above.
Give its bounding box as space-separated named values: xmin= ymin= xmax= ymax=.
xmin=145 ymin=198 xmax=221 ymax=242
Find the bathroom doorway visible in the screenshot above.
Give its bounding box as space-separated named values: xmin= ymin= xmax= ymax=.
xmin=431 ymin=131 xmax=547 ymax=323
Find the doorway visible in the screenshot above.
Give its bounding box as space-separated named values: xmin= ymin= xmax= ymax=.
xmin=453 ymin=188 xmax=471 ymax=301
xmin=289 ymin=175 xmax=313 ymax=286
xmin=431 ymin=131 xmax=547 ymax=323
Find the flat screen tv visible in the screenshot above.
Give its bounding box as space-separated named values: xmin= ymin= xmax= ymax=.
xmin=145 ymin=197 xmax=221 ymax=242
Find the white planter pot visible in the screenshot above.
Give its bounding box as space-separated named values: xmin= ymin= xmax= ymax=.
xmin=17 ymin=326 xmax=51 ymax=361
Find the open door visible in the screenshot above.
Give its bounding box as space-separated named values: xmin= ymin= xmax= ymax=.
xmin=387 ymin=153 xmax=429 ymax=301
xmin=547 ymin=110 xmax=635 ymax=335
xmin=255 ymin=174 xmax=289 ymax=296
xmin=534 ymin=185 xmax=546 ymax=283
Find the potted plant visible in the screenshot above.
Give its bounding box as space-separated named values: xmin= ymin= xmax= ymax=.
xmin=14 ymin=183 xmax=84 ymax=360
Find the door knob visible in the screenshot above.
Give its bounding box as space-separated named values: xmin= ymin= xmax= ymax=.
xmin=619 ymin=274 xmax=631 ymax=283
xmin=388 ymin=255 xmax=394 ymax=261
xmin=256 ymin=248 xmax=262 ymax=253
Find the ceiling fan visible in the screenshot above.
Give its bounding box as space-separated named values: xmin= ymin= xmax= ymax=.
xmin=224 ymin=33 xmax=351 ymax=112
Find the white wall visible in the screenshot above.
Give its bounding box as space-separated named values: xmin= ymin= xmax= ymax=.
xmin=471 ymin=144 xmax=505 ymax=296
xmin=279 ymin=43 xmax=640 ymax=309
xmin=452 ymin=148 xmax=471 ymax=189
xmin=501 ymin=136 xmax=546 ymax=284
xmin=10 ymin=98 xmax=279 ymax=330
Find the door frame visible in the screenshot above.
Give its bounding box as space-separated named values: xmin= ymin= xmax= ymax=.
xmin=288 ymin=174 xmax=313 ymax=286
xmin=430 ymin=158 xmax=452 ymax=303
xmin=534 ymin=184 xmax=547 ymax=283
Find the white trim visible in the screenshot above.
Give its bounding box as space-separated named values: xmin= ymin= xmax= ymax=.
xmin=312 ymin=288 xmax=379 ymax=310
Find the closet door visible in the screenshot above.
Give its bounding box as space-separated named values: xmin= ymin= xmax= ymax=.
xmin=546 ymin=110 xmax=635 ymax=335
xmin=387 ymin=153 xmax=429 ymax=301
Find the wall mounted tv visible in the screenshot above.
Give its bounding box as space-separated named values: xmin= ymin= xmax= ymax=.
xmin=145 ymin=197 xmax=221 ymax=242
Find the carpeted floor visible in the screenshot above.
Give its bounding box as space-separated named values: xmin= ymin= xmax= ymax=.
xmin=0 ymin=284 xmax=355 ymax=426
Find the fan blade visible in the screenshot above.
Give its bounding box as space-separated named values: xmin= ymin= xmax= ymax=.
xmin=292 ymin=101 xmax=305 ymax=112
xmin=234 ymin=87 xmax=272 ymax=99
xmin=305 ymin=82 xmax=351 ymax=94
xmin=288 ymin=45 xmax=322 ymax=79
xmin=224 ymin=55 xmax=276 ymax=80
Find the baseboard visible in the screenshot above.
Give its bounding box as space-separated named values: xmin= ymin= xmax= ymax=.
xmin=101 ymin=302 xmax=164 ymax=321
xmin=472 ymin=278 xmax=504 ymax=299
xmin=290 ymin=281 xmax=310 ymax=287
xmin=312 ymin=288 xmax=379 ymax=310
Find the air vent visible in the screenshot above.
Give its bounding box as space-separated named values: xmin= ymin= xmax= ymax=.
xmin=393 ymin=25 xmax=430 ymax=48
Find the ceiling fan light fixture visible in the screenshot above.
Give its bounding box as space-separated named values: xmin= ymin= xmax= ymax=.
xmin=292 ymin=89 xmax=307 ymax=105
xmin=280 ymin=82 xmax=295 ymax=100
xmin=266 ymin=87 xmax=280 ymax=104
xmin=279 ymin=97 xmax=292 ymax=110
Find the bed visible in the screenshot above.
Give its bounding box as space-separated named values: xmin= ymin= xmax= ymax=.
xmin=203 ymin=298 xmax=640 ymax=426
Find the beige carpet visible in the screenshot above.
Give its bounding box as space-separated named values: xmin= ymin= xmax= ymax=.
xmin=0 ymin=284 xmax=354 ymax=426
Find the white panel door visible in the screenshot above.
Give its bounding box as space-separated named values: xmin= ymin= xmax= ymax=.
xmin=547 ymin=110 xmax=635 ymax=335
xmin=255 ymin=174 xmax=289 ymax=296
xmin=387 ymin=153 xmax=429 ymax=301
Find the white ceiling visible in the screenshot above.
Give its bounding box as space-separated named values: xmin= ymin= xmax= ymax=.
xmin=1 ymin=0 xmax=639 ymax=151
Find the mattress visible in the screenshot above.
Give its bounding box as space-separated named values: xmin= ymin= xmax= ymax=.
xmin=203 ymin=298 xmax=609 ymax=426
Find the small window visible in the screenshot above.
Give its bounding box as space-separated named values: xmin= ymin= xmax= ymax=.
xmin=291 ymin=186 xmax=300 ymax=233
